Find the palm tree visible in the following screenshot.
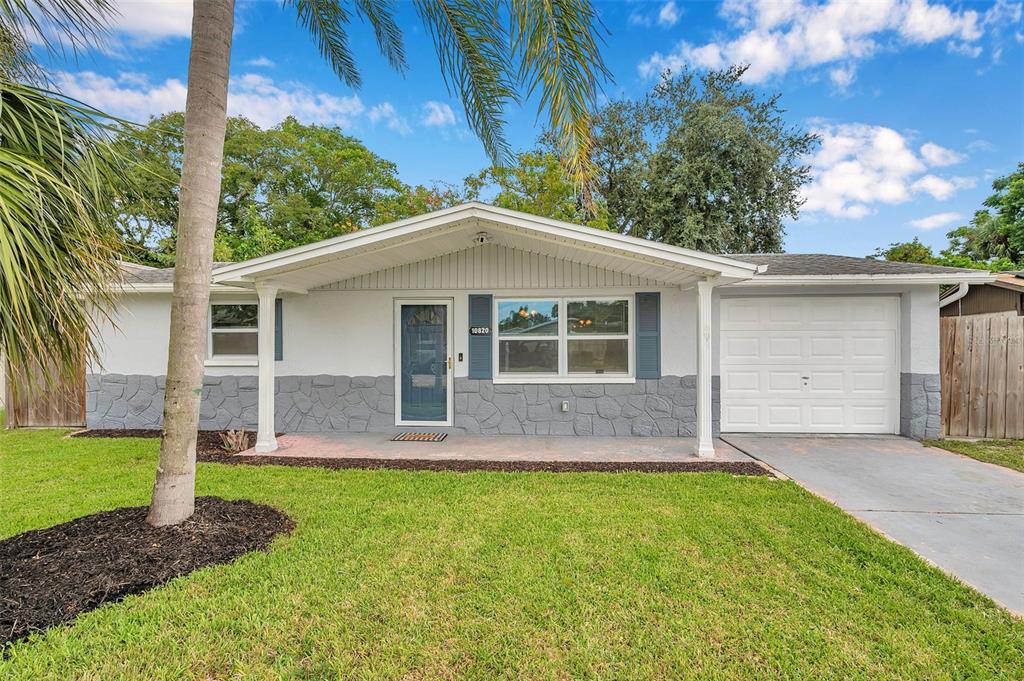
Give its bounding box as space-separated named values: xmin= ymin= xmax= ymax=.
xmin=0 ymin=2 xmax=128 ymax=397
xmin=149 ymin=0 xmax=610 ymax=525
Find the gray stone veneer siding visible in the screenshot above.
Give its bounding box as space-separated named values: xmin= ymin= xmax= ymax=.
xmin=900 ymin=373 xmax=941 ymax=440
xmin=86 ymin=373 xmax=720 ymax=436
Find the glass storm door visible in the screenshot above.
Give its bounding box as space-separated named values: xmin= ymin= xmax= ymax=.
xmin=398 ymin=302 xmax=451 ymax=424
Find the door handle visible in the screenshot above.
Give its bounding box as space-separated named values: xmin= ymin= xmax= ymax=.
xmin=447 ymin=356 xmax=453 ymax=370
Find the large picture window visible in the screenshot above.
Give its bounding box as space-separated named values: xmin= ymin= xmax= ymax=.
xmin=210 ymin=303 xmax=258 ymax=357
xmin=495 ymin=297 xmax=631 ymax=380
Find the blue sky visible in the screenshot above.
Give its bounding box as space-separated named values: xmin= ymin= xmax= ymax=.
xmin=44 ymin=0 xmax=1024 ymax=256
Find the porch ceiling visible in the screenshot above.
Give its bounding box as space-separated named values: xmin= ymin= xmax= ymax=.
xmin=212 ymin=203 xmax=760 ymax=292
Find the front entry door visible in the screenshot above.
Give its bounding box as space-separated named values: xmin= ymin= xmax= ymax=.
xmin=395 ymin=300 xmax=453 ymax=426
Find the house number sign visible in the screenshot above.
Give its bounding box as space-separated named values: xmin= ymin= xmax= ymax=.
xmin=469 ymin=326 xmax=491 ymax=335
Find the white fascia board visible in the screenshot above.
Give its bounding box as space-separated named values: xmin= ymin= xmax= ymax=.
xmin=212 ymin=202 xmax=761 ymax=284
xmin=724 ymin=272 xmax=997 ymax=287
xmin=113 ymin=283 xmax=246 ymax=294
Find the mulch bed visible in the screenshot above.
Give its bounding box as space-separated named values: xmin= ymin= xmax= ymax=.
xmin=70 ymin=429 xmax=770 ymax=475
xmin=0 ymin=497 xmax=293 ymax=647
xmin=201 ymin=454 xmax=771 ymax=475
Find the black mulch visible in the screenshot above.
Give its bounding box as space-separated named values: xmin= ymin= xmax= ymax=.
xmin=0 ymin=497 xmax=293 ymax=647
xmin=70 ymin=429 xmax=770 ymax=475
xmin=202 ymin=454 xmax=770 ymax=475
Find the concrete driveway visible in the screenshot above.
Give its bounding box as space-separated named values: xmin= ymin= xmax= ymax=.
xmin=723 ymin=435 xmax=1024 ymax=615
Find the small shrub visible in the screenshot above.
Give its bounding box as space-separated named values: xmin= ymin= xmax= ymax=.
xmin=219 ymin=430 xmax=250 ymax=454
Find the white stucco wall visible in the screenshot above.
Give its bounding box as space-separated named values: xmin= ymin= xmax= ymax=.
xmin=91 ymin=286 xmax=697 ymax=378
xmin=90 ymin=282 xmax=941 ymax=380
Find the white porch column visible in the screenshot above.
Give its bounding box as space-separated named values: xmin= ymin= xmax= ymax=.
xmin=696 ymin=278 xmax=716 ymax=457
xmin=255 ymin=283 xmax=278 ymax=453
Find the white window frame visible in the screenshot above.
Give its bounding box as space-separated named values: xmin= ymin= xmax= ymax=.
xmin=492 ymin=296 xmax=634 ymax=384
xmin=208 ymin=302 xmax=259 ymax=365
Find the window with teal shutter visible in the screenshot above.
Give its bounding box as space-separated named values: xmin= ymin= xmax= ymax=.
xmin=468 ymin=294 xmax=492 ymax=379
xmin=635 ymin=292 xmax=660 ymax=379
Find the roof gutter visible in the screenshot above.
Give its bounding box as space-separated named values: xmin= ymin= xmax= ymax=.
xmin=939 ymin=281 xmax=970 ymax=308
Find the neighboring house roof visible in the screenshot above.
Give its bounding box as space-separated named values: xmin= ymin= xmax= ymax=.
xmin=992 ymin=271 xmax=1024 ymax=292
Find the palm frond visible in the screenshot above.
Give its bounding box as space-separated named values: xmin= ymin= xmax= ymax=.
xmin=285 ymin=0 xmax=362 ymax=88
xmin=0 ymin=81 xmax=127 ymax=390
xmin=415 ymin=0 xmax=516 ymax=164
xmin=354 ymin=0 xmax=406 ymax=73
xmin=0 ymin=0 xmax=112 ymax=58
xmin=509 ymin=0 xmax=610 ymax=185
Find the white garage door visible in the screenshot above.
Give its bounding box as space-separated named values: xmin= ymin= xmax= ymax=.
xmin=720 ymin=296 xmax=899 ymax=433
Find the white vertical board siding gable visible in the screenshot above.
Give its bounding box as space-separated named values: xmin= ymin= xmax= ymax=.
xmin=720 ymin=296 xmax=900 ymax=433
xmin=317 ymin=243 xmax=665 ymax=291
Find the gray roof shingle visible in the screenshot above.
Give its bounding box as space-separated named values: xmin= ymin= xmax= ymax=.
xmin=120 ymin=261 xmax=233 ymax=285
xmin=733 ymin=253 xmax=984 ymax=276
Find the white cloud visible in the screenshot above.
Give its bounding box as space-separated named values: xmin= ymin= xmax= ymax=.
xmin=422 ymin=100 xmax=456 ymax=127
xmin=369 ymin=102 xmax=412 ymax=135
xmin=53 ymin=71 xmax=371 ymax=129
xmin=911 ymin=174 xmax=976 ymax=200
xmin=54 ymin=71 xmax=187 ymax=121
xmin=658 ymin=1 xmax=681 ymax=27
xmin=919 ymin=142 xmax=964 ymax=167
xmin=638 ymin=0 xmax=1010 ymax=83
xmin=910 ymin=212 xmax=962 ymax=230
xmin=107 ymin=0 xmax=193 ymax=45
xmin=829 ymin=63 xmax=857 ymax=90
xmin=801 ymin=122 xmax=974 ymax=219
xmin=967 ymin=139 xmax=996 ymax=153
xmin=246 ymin=56 xmax=275 ymax=68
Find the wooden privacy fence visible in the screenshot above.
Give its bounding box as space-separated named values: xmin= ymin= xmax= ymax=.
xmin=4 ymin=356 xmax=85 ymax=429
xmin=940 ymin=314 xmax=1024 ymax=438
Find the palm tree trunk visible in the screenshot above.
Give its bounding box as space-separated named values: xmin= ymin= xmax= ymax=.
xmin=147 ymin=0 xmax=235 ymax=527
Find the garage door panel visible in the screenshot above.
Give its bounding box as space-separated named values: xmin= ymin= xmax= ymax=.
xmin=721 ymin=296 xmax=899 ymax=434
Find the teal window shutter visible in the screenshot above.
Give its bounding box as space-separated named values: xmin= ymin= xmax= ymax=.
xmin=468 ymin=294 xmax=492 ymax=379
xmin=274 ymin=298 xmax=283 ymax=361
xmin=635 ymin=292 xmax=660 ymax=379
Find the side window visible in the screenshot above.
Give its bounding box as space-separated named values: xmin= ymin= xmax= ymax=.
xmin=210 ymin=304 xmax=258 ymax=357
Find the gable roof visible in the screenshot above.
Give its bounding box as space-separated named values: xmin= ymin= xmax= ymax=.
xmin=211 ymin=202 xmax=762 ymax=291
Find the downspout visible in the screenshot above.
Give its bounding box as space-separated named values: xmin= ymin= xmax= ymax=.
xmin=939 ymin=282 xmax=970 ymax=316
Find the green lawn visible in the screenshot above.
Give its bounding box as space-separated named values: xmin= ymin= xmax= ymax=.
xmin=1 ymin=428 xmax=1022 ymax=680
xmin=925 ymin=438 xmax=1024 ymax=474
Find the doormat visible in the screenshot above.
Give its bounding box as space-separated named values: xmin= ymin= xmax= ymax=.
xmin=392 ymin=432 xmax=448 ymax=442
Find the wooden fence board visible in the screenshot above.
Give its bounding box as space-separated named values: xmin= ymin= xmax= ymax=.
xmin=1006 ymin=319 xmax=1024 ymax=439
xmin=940 ymin=318 xmax=956 ymax=435
xmin=986 ymin=315 xmax=1009 ymax=438
xmin=967 ymin=318 xmax=990 ymax=437
xmin=947 ymin=316 xmax=971 ymax=437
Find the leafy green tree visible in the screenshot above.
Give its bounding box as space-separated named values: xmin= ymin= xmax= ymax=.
xmin=870 ymin=238 xmax=938 ymax=264
xmin=943 ymin=164 xmax=1023 ymax=265
xmin=112 ymin=113 xmax=422 ymax=263
xmin=464 ymin=149 xmax=608 ymax=228
xmin=151 ymin=0 xmax=611 ymax=526
xmin=467 ymin=67 xmax=817 ymax=253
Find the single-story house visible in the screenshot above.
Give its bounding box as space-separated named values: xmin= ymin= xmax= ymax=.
xmin=940 ymin=271 xmax=1024 ymax=317
xmin=89 ymin=203 xmax=993 ymax=455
